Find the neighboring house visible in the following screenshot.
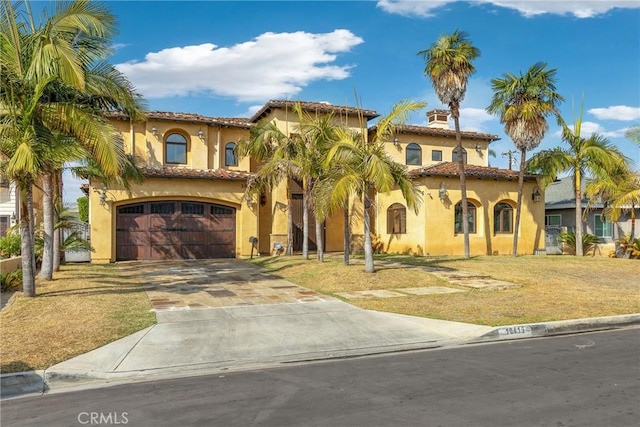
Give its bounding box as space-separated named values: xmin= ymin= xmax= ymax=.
xmin=544 ymin=176 xmax=638 ymax=255
xmin=90 ymin=101 xmax=546 ymax=263
xmin=0 ymin=178 xmax=19 ymax=237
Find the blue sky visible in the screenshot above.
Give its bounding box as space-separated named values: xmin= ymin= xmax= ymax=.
xmin=59 ymin=0 xmax=640 ymax=204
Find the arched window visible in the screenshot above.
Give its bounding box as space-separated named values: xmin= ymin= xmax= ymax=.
xmin=387 ymin=203 xmax=406 ymax=234
xmin=454 ymin=201 xmax=477 ymax=234
xmin=406 ymin=143 xmax=422 ymax=165
xmin=225 ymin=142 xmax=237 ymax=166
xmin=165 ymin=133 xmax=187 ymax=164
xmin=452 ymin=146 xmax=467 ymax=164
xmin=494 ymin=202 xmax=513 ymax=234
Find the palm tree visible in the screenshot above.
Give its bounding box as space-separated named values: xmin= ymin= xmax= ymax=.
xmin=626 ymin=126 xmax=640 ymax=145
xmin=527 ymin=106 xmax=629 ymax=256
xmin=324 ymin=100 xmax=425 ymax=273
xmin=585 ymin=163 xmax=639 ymax=240
xmin=418 ymin=30 xmax=479 ymax=258
xmin=236 ymin=120 xmax=296 ymax=255
xmin=486 ymin=62 xmax=563 ymax=256
xmin=1 ymin=0 xmax=145 ymax=293
xmin=292 ymin=104 xmax=341 ymax=261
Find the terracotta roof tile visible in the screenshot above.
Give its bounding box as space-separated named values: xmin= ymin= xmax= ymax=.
xmin=104 ymin=110 xmax=251 ymax=128
xmin=410 ymin=162 xmax=537 ymax=181
xmin=142 ymin=166 xmax=254 ymax=181
xmin=249 ymin=100 xmax=379 ymax=123
xmin=375 ymin=124 xmax=499 ymax=142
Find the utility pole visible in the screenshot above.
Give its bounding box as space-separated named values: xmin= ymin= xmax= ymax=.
xmin=501 ymin=150 xmax=517 ymax=170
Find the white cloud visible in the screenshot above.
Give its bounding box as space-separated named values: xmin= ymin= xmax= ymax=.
xmin=588 ymin=105 xmax=640 ymax=121
xmin=459 ymin=107 xmax=495 ymax=133
xmin=116 ymin=30 xmax=363 ymax=102
xmin=239 ymin=105 xmax=263 ymax=118
xmin=108 ymin=43 xmax=129 ymax=51
xmin=377 ymin=1 xmax=639 ymax=18
xmin=554 ymin=121 xmax=603 ymax=137
xmin=376 ymin=0 xmax=455 ymax=17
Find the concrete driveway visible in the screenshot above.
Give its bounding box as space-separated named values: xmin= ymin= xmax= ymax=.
xmin=44 ymin=259 xmax=493 ymax=387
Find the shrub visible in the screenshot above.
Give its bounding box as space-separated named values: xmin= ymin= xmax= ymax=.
xmin=77 ymin=196 xmax=89 ymax=223
xmin=557 ymin=232 xmax=600 ymax=256
xmin=614 ymin=234 xmax=640 ymax=259
xmin=0 ymin=234 xmax=21 ymax=259
xmin=1 ymin=269 xmax=22 ymax=292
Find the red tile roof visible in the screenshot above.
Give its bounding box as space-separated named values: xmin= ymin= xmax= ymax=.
xmin=371 ymin=124 xmax=499 ymax=142
xmin=410 ymin=162 xmax=538 ymax=181
xmin=104 ymin=110 xmax=251 ymax=128
xmin=249 ymin=100 xmax=379 ymax=123
xmin=141 ymin=166 xmax=254 ymax=181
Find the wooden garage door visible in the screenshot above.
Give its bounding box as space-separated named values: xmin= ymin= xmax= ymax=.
xmin=116 ymin=201 xmax=236 ymax=260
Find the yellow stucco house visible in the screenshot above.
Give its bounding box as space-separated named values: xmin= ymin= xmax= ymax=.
xmin=90 ymin=101 xmax=544 ymax=263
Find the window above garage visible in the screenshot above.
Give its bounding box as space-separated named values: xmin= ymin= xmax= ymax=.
xmin=165 ymin=133 xmax=187 ymax=164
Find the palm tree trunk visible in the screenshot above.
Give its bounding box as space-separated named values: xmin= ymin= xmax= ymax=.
xmin=363 ymin=194 xmax=375 ymax=273
xmin=27 ymin=185 xmax=36 ymax=280
xmin=574 ymin=172 xmax=584 ymax=256
xmin=630 ymin=204 xmax=636 ymax=240
xmin=343 ymin=198 xmax=350 ymax=266
xmin=452 ymin=104 xmax=470 ymax=258
xmin=20 ymin=187 xmax=36 ymax=297
xmin=53 ymin=169 xmax=63 ymax=271
xmin=512 ymin=149 xmax=527 ymax=257
xmin=40 ymin=173 xmax=54 ymax=280
xmin=286 ymin=187 xmax=293 ymax=256
xmin=302 ymin=187 xmax=309 ymax=260
xmin=315 ymin=218 xmax=324 ymax=262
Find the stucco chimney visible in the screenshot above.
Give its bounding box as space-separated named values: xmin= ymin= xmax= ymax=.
xmin=426 ymin=109 xmax=450 ymax=129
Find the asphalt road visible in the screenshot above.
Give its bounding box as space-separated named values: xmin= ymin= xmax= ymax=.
xmin=2 ymin=328 xmax=639 ymax=427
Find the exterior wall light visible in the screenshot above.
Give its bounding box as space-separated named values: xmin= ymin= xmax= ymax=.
xmin=438 ymin=182 xmax=448 ymax=201
xmin=532 ymin=186 xmax=541 ymax=203
xmin=475 ymin=143 xmax=482 ymax=155
xmin=151 ymin=126 xmax=158 ymax=137
xmin=198 ymin=129 xmax=205 ymax=141
xmin=10 ymin=212 xmax=16 ymax=224
xmin=95 ymin=185 xmax=109 ymax=206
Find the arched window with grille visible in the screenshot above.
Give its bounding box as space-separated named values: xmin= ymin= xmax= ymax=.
xmin=387 ymin=203 xmax=406 ymax=234
xmin=494 ymin=202 xmax=513 ymax=234
xmin=165 ymin=133 xmax=187 ymax=164
xmin=452 ymin=146 xmax=467 ymax=164
xmin=225 ymin=142 xmax=237 ymax=166
xmin=406 ymin=143 xmax=422 ymax=165
xmin=454 ymin=201 xmax=477 ymax=234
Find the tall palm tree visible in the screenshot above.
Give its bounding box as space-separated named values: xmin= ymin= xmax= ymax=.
xmin=292 ymin=104 xmax=340 ymax=261
xmin=1 ymin=0 xmax=145 ymax=293
xmin=527 ymin=107 xmax=629 ymax=256
xmin=324 ymin=99 xmax=425 ymax=273
xmin=418 ymin=30 xmax=479 ymax=258
xmin=486 ymin=62 xmax=563 ymax=256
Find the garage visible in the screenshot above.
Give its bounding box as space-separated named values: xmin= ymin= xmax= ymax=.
xmin=116 ymin=201 xmax=236 ymax=260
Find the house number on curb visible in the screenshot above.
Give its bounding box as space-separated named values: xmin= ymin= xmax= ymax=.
xmin=498 ymin=325 xmax=533 ymax=338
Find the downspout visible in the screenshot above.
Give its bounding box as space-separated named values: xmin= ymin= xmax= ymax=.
xmin=375 ymin=190 xmax=380 ymax=238
xmin=216 ymin=125 xmax=222 ymax=169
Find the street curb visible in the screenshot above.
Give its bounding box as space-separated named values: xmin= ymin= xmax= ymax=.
xmin=470 ymin=314 xmax=640 ymax=343
xmin=2 ymin=314 xmax=639 ymax=399
xmin=0 ymin=370 xmax=46 ymax=398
